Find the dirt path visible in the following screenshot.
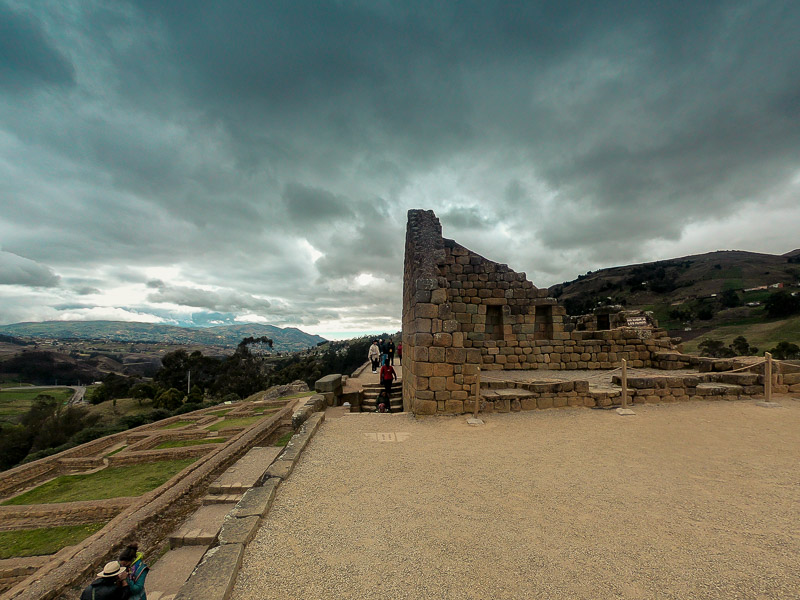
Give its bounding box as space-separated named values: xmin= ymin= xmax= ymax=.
xmin=234 ymin=397 xmax=800 ymax=600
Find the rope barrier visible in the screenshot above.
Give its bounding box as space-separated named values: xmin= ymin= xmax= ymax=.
xmin=724 ymin=359 xmax=766 ymax=373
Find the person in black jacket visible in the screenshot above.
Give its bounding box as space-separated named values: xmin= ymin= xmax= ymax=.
xmin=387 ymin=340 xmax=396 ymax=365
xmin=80 ymin=561 xmax=129 ymax=600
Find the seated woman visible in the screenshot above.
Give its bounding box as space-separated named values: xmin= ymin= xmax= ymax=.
xmin=376 ymin=390 xmax=391 ymax=413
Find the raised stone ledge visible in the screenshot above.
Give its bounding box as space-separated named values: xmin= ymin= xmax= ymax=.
xmin=0 ymin=497 xmax=135 ymax=531
xmin=174 ymin=543 xmax=244 ymax=600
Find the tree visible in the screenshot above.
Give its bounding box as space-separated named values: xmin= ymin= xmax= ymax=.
xmin=698 ymin=339 xmax=735 ymax=358
xmin=769 ymin=341 xmax=800 ymax=360
xmin=764 ymin=290 xmax=800 ymax=318
xmin=729 ymin=336 xmax=757 ymax=356
xmin=153 ymin=388 xmax=184 ymax=411
xmin=720 ymin=289 xmax=741 ymax=308
xmin=697 ymin=306 xmax=714 ymax=320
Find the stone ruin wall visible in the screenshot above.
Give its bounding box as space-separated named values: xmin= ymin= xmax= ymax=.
xmin=403 ymin=209 xmax=676 ymax=415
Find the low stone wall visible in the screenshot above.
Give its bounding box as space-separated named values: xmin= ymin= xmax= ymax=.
xmin=0 ymin=463 xmax=60 ymax=500
xmin=56 ymin=457 xmax=105 ymax=471
xmin=0 ymin=498 xmax=134 ymax=531
xmin=125 ymin=430 xmax=210 ymax=452
xmin=479 ymin=369 xmax=769 ymax=413
xmin=106 ymin=444 xmax=218 ymax=467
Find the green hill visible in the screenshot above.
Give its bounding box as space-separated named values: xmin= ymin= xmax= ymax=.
xmin=549 ymin=249 xmax=800 ymax=347
xmin=0 ymin=321 xmax=326 ymax=353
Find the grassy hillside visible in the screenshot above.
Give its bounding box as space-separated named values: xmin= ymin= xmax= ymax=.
xmin=0 ymin=321 xmax=326 ymax=352
xmin=680 ymin=315 xmax=800 ymax=354
xmin=548 ymin=249 xmax=800 ymax=349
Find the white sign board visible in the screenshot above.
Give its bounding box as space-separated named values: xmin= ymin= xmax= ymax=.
xmin=626 ymin=316 xmax=648 ymax=328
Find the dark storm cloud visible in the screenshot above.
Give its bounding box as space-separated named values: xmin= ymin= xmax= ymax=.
xmin=1 ymin=0 xmax=798 ymax=331
xmin=147 ymin=284 xmax=272 ymax=313
xmin=0 ymin=2 xmax=75 ymax=92
xmin=0 ymin=251 xmax=60 ymax=287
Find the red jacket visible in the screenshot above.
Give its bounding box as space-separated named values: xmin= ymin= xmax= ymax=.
xmin=380 ymin=365 xmax=396 ymax=383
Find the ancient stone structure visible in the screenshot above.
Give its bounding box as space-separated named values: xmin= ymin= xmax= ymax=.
xmin=402 ymin=209 xmax=677 ymax=415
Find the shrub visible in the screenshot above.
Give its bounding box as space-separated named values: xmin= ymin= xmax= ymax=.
xmin=769 ymin=341 xmax=800 ymax=360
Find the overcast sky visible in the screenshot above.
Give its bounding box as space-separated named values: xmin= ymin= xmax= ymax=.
xmin=1 ymin=1 xmax=799 ymax=339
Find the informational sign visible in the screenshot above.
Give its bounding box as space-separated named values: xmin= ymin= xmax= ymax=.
xmin=626 ymin=316 xmax=648 ymax=328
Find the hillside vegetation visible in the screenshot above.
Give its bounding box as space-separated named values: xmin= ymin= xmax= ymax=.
xmin=549 ymin=249 xmax=800 ymax=348
xmin=0 ymin=321 xmax=325 ymax=352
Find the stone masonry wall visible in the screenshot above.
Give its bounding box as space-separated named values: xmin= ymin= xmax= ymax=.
xmin=403 ymin=209 xmax=675 ymax=415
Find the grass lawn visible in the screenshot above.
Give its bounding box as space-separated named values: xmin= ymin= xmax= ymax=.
xmin=681 ymin=315 xmax=800 ymax=354
xmin=0 ymin=387 xmax=74 ymax=423
xmin=207 ymin=408 xmax=232 ymax=417
xmin=2 ymin=458 xmax=197 ymax=505
xmin=252 ymin=406 xmax=280 ymax=414
xmin=154 ymin=437 xmax=225 ymax=449
xmin=0 ymin=522 xmax=106 ymax=559
xmin=205 ymin=416 xmax=263 ymax=431
xmin=159 ymin=420 xmax=195 ymax=430
xmin=87 ymin=396 xmax=153 ymax=420
xmin=273 ymin=431 xmax=294 ymax=447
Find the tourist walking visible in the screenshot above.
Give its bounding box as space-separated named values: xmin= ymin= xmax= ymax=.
xmin=119 ymin=543 xmax=148 ymax=600
xmin=368 ymin=340 xmax=380 ymax=373
xmin=379 ymin=362 xmax=397 ymax=398
xmin=80 ymin=561 xmax=130 ymax=600
xmin=387 ymin=339 xmax=396 ymax=365
xmin=397 ymin=342 xmax=402 ymax=365
xmin=379 ymin=338 xmax=388 ymax=366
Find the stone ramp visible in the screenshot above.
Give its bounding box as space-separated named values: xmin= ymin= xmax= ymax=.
xmin=147 ymin=546 xmax=207 ymax=600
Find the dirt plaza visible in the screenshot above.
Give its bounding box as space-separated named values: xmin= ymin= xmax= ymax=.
xmin=234 ymin=398 xmax=800 ymax=600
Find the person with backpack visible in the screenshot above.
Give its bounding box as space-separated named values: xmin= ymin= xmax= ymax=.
xmin=118 ymin=543 xmax=148 ymax=600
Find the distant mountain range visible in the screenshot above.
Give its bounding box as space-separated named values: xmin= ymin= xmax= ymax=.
xmin=0 ymin=321 xmax=326 ymax=352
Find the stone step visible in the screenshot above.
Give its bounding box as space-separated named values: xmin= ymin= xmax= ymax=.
xmin=481 ymin=388 xmax=536 ymax=400
xmin=147 ymin=546 xmax=207 ymax=600
xmin=207 ymin=446 xmax=282 ymax=494
xmin=168 ymin=504 xmax=232 ymax=549
xmin=201 ymin=493 xmax=243 ymax=505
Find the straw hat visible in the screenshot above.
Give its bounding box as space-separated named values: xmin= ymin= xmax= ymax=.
xmin=97 ymin=561 xmax=127 ymax=578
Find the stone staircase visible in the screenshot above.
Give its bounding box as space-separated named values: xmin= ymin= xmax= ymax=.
xmin=361 ymin=381 xmax=403 ymax=412
xmin=147 ymin=445 xmax=284 ymax=599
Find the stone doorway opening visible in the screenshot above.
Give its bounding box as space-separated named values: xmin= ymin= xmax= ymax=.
xmin=486 ymin=305 xmax=504 ymax=341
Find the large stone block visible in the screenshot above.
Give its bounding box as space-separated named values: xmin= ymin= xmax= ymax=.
xmin=431 ymin=288 xmax=448 ymax=304
xmin=433 ymin=332 xmax=453 ymax=347
xmin=415 ymin=303 xmax=438 ymax=318
xmin=429 ymin=376 xmax=447 ymax=391
xmin=413 ymin=399 xmax=437 ymax=415
xmin=428 ymin=346 xmax=446 ymax=362
xmin=315 ymin=374 xmax=342 ymax=393
xmin=433 ymin=363 xmax=454 ymax=377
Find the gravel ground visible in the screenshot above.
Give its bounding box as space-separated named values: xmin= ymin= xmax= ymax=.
xmin=234 ymin=398 xmax=800 ymax=600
